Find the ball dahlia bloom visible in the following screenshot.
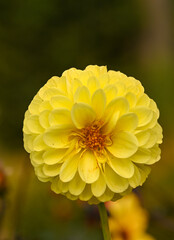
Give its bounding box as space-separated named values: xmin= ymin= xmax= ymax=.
xmin=23 ymin=65 xmax=162 ymax=204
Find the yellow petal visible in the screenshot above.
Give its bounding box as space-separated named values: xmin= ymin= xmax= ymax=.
xmin=79 ymin=184 xmax=93 ymax=201
xmin=139 ymin=111 xmax=158 ymax=130
xmin=138 ymin=165 xmax=151 ymax=185
xmin=49 ymin=109 xmax=72 ymax=126
xmin=146 ymin=145 xmax=161 ymax=165
xmin=30 ymin=151 xmax=44 ymax=166
xmin=87 ymin=76 xmax=100 ymax=94
xmin=104 ymin=97 xmax=129 ymax=122
xmin=78 ymin=150 xmax=100 ymax=184
xmin=35 ymin=165 xmax=47 ymax=178
xmin=71 ymin=103 xmax=96 ymax=129
xmin=128 ymin=165 xmax=141 ymax=188
xmin=43 ymin=148 xmax=67 ymax=165
xmin=116 ymin=113 xmax=138 ymax=132
xmin=98 ymin=73 xmax=109 ymax=88
xmin=125 ymin=92 xmax=137 ymax=108
xmin=29 ymin=96 xmax=42 ymax=115
xmin=43 ymin=163 xmax=61 ymax=177
xmin=136 ymin=130 xmax=150 ymax=146
xmin=74 ymin=86 xmax=90 ymax=104
xmin=43 ymin=126 xmax=70 ymax=148
xmin=109 ymin=153 xmax=134 ymax=178
xmin=85 ymin=65 xmax=106 ymax=77
xmin=51 ymin=177 xmax=61 ymax=194
xmin=23 ymin=134 xmax=35 ymax=153
xmin=50 ymin=95 xmax=72 ymax=109
xmin=56 ymin=76 xmax=67 ymax=94
xmin=39 ymin=87 xmax=63 ymax=100
xmin=102 ymin=112 xmax=119 ymax=134
xmin=68 ymin=172 xmax=86 ymax=196
xmin=142 ymin=129 xmax=158 ymax=148
xmin=39 ymin=101 xmax=52 ymax=112
xmin=66 ymin=192 xmax=78 ymax=200
xmin=26 ymin=115 xmax=44 ymax=134
xmin=130 ymin=148 xmax=151 ymax=163
xmin=137 ymin=94 xmax=150 ymax=107
xmin=59 ymin=154 xmax=79 ymax=182
xmin=91 ymin=89 xmax=106 ymax=118
xmin=51 ymin=177 xmax=69 ymax=193
xmin=107 ymin=131 xmax=138 ymax=158
xmin=149 ymin=99 xmax=159 ymax=118
xmin=105 ymin=164 xmax=128 ymax=193
xmin=132 ymin=106 xmax=153 ymax=127
xmin=104 ymin=84 xmax=118 ymax=103
xmin=33 ymin=134 xmax=48 ymax=151
xmin=115 ymin=82 xmax=126 ymax=96
xmin=39 ymin=110 xmax=50 ymax=129
xmin=91 ymin=173 xmax=106 ymax=197
xmin=98 ymin=187 xmax=115 ymax=202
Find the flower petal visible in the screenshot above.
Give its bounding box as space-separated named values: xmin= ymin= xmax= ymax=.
xmin=108 ymin=153 xmax=134 ymax=178
xmin=39 ymin=101 xmax=52 ymax=112
xmin=91 ymin=89 xmax=106 ymax=119
xmin=105 ymin=164 xmax=128 ymax=193
xmin=39 ymin=110 xmax=50 ymax=129
xmin=43 ymin=163 xmax=61 ymax=177
xmin=26 ymin=115 xmax=44 ymax=134
xmin=87 ymin=76 xmax=100 ymax=95
xmin=71 ymin=103 xmax=96 ymax=129
xmin=30 ymin=151 xmax=44 ymax=166
xmin=116 ymin=113 xmax=138 ymax=132
xmin=128 ymin=165 xmax=141 ymax=188
xmin=104 ymin=85 xmax=118 ymax=103
xmin=43 ymin=126 xmax=70 ymax=148
xmin=39 ymin=87 xmax=63 ymax=100
xmin=138 ymin=165 xmax=151 ymax=185
xmin=107 ymin=131 xmax=138 ymax=158
xmin=68 ymin=172 xmax=86 ymax=196
xmin=104 ymin=97 xmax=129 ymax=124
xmin=97 ymin=187 xmax=115 ymax=202
xmin=43 ymin=148 xmax=67 ymax=165
xmin=146 ymin=144 xmax=161 ymax=165
xmin=125 ymin=92 xmax=137 ymax=108
xmin=78 ymin=151 xmax=100 ymax=184
xmin=79 ymin=184 xmax=93 ymax=201
xmin=132 ymin=106 xmax=153 ymax=127
xmin=49 ymin=109 xmax=72 ymax=127
xmin=33 ymin=134 xmax=48 ymax=151
xmin=29 ymin=96 xmax=42 ymax=115
xmin=59 ymin=154 xmax=79 ymax=182
xmin=135 ymin=130 xmax=150 ymax=146
xmin=130 ymin=148 xmax=151 ymax=163
xmin=91 ymin=173 xmax=106 ymax=197
xmin=51 ymin=177 xmax=69 ymax=194
xmin=74 ymin=86 xmax=90 ymax=104
xmin=50 ymin=95 xmax=73 ymax=109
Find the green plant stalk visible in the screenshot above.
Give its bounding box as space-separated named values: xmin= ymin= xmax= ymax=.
xmin=98 ymin=202 xmax=111 ymax=240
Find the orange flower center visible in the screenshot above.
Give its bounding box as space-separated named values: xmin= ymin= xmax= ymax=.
xmin=80 ymin=121 xmax=106 ymax=152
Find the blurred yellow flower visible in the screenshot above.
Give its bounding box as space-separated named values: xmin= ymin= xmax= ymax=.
xmin=107 ymin=193 xmax=155 ymax=240
xmin=23 ymin=65 xmax=162 ymax=204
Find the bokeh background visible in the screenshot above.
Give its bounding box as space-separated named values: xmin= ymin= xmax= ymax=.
xmin=0 ymin=0 xmax=174 ymax=239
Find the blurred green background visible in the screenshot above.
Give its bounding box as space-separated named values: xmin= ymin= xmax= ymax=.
xmin=0 ymin=0 xmax=174 ymax=239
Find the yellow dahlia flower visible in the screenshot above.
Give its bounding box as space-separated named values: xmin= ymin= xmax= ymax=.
xmin=23 ymin=65 xmax=162 ymax=204
xmin=107 ymin=193 xmax=155 ymax=240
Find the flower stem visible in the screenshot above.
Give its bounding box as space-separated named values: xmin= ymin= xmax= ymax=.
xmin=98 ymin=202 xmax=111 ymax=240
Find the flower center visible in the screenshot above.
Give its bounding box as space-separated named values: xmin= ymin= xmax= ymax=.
xmin=79 ymin=121 xmax=107 ymax=152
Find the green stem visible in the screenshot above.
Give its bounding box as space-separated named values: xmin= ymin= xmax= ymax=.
xmin=98 ymin=202 xmax=111 ymax=240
